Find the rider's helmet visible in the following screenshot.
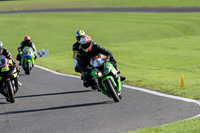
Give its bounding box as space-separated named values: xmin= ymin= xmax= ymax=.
xmin=75 ymin=30 xmax=86 ymax=43
xmin=80 ymin=35 xmax=93 ymax=52
xmin=0 ymin=41 xmax=3 ymax=54
xmin=24 ymin=35 xmax=31 ymax=44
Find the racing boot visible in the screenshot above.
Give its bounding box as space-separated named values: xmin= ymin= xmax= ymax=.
xmin=120 ymin=75 xmax=126 ymax=81
xmin=6 ymin=97 xmax=10 ymax=102
xmin=116 ymin=70 xmax=126 ymax=81
xmin=18 ymin=81 xmax=22 ymax=86
xmin=91 ymin=86 xmax=97 ymax=90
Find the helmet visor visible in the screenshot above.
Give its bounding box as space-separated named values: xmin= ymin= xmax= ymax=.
xmin=25 ymin=40 xmax=30 ymax=44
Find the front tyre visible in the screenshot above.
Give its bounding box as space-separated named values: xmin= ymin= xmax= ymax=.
xmin=25 ymin=61 xmax=31 ymax=75
xmin=104 ymin=79 xmax=121 ymax=102
xmin=6 ymin=80 xmax=15 ymax=103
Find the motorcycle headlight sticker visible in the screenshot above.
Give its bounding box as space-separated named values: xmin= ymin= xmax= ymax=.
xmin=104 ymin=65 xmax=110 ymax=74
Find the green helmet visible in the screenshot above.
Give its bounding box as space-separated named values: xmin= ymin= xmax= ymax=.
xmin=75 ymin=30 xmax=86 ymax=43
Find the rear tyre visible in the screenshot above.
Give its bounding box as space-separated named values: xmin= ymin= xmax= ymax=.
xmin=104 ymin=79 xmax=120 ymax=102
xmin=6 ymin=80 xmax=15 ymax=103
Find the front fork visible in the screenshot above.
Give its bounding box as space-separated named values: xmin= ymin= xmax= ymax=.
xmin=13 ymin=76 xmax=19 ymax=93
xmin=0 ymin=81 xmax=7 ymax=97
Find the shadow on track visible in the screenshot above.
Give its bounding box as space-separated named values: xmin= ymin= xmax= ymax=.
xmin=0 ymin=102 xmax=8 ymax=104
xmin=0 ymin=101 xmax=113 ymax=115
xmin=0 ymin=98 xmax=9 ymax=104
xmin=19 ymin=74 xmax=27 ymax=76
xmin=15 ymin=90 xmax=91 ymax=99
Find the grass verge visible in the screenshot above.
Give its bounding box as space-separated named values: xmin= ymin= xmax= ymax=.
xmin=126 ymin=117 xmax=200 ymax=133
xmin=1 ymin=0 xmax=200 ymax=11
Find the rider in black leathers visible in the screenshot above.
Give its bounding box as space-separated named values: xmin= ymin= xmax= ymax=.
xmin=0 ymin=41 xmax=18 ymax=68
xmin=72 ymin=30 xmax=86 ymax=73
xmin=77 ymin=35 xmax=126 ymax=88
xmin=0 ymin=41 xmax=20 ymax=101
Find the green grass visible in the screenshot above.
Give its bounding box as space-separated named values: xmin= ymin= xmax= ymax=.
xmin=1 ymin=0 xmax=200 ymax=11
xmin=126 ymin=117 xmax=200 ymax=133
xmin=0 ymin=12 xmax=200 ymax=133
xmin=120 ymin=37 xmax=200 ymax=99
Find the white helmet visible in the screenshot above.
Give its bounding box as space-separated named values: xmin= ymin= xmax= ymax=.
xmin=80 ymin=35 xmax=93 ymax=52
xmin=0 ymin=41 xmax=3 ymax=53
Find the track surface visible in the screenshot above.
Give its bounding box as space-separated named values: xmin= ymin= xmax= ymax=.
xmin=1 ymin=7 xmax=200 ymax=14
xmin=0 ymin=67 xmax=199 ymax=133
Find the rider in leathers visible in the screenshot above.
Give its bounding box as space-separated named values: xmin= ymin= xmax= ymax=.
xmin=0 ymin=41 xmax=20 ymax=101
xmin=72 ymin=30 xmax=86 ymax=73
xmin=16 ymin=35 xmax=37 ymax=65
xmin=77 ymin=35 xmax=126 ymax=88
xmin=0 ymin=42 xmax=18 ymax=67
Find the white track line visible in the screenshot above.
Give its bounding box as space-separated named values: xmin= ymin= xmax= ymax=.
xmin=35 ymin=65 xmax=200 ymax=119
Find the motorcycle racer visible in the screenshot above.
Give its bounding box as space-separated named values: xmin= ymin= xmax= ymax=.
xmin=72 ymin=30 xmax=86 ymax=73
xmin=16 ymin=35 xmax=37 ymax=65
xmin=0 ymin=41 xmax=20 ymax=101
xmin=0 ymin=41 xmax=19 ymax=69
xmin=77 ymin=35 xmax=126 ymax=88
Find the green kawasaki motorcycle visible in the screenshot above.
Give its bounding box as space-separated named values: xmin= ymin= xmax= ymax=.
xmin=90 ymin=54 xmax=122 ymax=102
xmin=22 ymin=46 xmax=35 ymax=75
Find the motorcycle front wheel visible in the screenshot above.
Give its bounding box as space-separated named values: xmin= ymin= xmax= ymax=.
xmin=104 ymin=79 xmax=121 ymax=102
xmin=6 ymin=80 xmax=15 ymax=103
xmin=25 ymin=61 xmax=31 ymax=75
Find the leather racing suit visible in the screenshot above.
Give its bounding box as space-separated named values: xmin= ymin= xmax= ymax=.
xmin=77 ymin=42 xmax=117 ymax=87
xmin=16 ymin=41 xmax=37 ymax=63
xmin=72 ymin=41 xmax=81 ymax=73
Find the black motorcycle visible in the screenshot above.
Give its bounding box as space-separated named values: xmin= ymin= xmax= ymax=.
xmin=0 ymin=56 xmax=19 ymax=103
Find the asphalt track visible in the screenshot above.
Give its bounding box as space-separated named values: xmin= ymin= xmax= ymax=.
xmin=0 ymin=66 xmax=199 ymax=133
xmin=1 ymin=7 xmax=200 ymax=14
xmin=0 ymin=7 xmax=200 ymax=133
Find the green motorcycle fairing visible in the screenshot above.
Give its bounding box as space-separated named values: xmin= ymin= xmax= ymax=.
xmin=91 ymin=62 xmax=122 ymax=97
xmin=22 ymin=47 xmax=35 ymax=66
